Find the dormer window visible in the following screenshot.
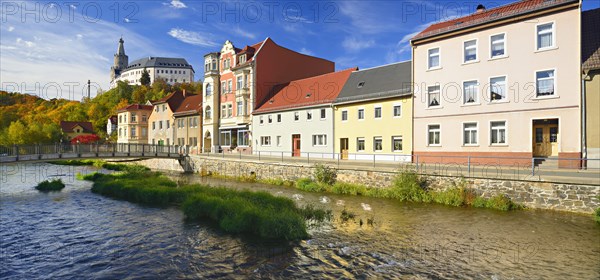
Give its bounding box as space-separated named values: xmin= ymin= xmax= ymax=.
xmin=357 ymin=81 xmax=365 ymax=88
xmin=239 ymin=54 xmax=246 ymax=64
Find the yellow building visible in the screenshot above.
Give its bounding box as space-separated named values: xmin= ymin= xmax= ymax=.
xmin=333 ymin=61 xmax=413 ymax=161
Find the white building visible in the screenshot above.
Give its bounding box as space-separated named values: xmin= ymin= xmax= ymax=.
xmin=252 ymin=69 xmax=355 ymax=158
xmin=109 ymin=38 xmax=195 ymax=88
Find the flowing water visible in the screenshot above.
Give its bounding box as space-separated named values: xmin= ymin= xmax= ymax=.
xmin=1 ymin=163 xmax=599 ymax=279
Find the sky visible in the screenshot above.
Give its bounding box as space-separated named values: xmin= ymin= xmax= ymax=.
xmin=1 ymin=0 xmax=599 ymax=100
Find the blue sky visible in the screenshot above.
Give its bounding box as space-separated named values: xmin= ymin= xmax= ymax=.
xmin=1 ymin=0 xmax=599 ymax=100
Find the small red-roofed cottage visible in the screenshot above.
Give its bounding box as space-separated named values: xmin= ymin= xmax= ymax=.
xmin=60 ymin=121 xmax=95 ymax=142
xmin=251 ymin=68 xmax=357 ymax=158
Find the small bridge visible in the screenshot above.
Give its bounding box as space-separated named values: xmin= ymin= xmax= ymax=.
xmin=0 ymin=144 xmax=190 ymax=164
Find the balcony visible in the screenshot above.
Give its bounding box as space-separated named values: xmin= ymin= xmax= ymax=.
xmin=236 ymin=114 xmax=251 ymax=125
xmin=235 ymin=87 xmax=250 ymax=98
xmin=204 ymin=69 xmax=219 ymax=76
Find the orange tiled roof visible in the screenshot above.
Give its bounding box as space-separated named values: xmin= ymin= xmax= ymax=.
xmin=117 ymin=104 xmax=153 ymax=112
xmin=173 ymin=94 xmax=202 ymax=116
xmin=254 ymin=67 xmax=357 ymax=114
xmin=412 ymin=0 xmax=578 ymax=42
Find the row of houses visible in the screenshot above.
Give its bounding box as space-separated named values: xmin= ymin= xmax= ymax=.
xmin=113 ymin=0 xmax=599 ymax=168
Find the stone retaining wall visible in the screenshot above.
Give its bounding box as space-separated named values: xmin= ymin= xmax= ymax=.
xmin=129 ymin=156 xmax=600 ymax=214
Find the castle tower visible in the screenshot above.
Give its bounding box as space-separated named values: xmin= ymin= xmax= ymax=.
xmin=110 ymin=37 xmax=129 ymax=82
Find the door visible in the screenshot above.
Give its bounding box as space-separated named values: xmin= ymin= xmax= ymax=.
xmin=292 ymin=134 xmax=301 ymax=157
xmin=340 ymin=138 xmax=349 ymax=160
xmin=548 ymin=125 xmax=558 ymax=157
xmin=533 ymin=125 xmax=558 ymax=157
xmin=204 ymin=138 xmax=211 ymax=153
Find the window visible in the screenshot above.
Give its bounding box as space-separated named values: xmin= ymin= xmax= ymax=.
xmin=131 ymin=127 xmax=136 ymax=137
xmin=276 ymin=136 xmax=282 ymax=146
xmin=206 ymin=83 xmax=212 ymax=96
xmin=268 ymin=115 xmax=272 ymax=123
xmin=427 ymin=85 xmax=441 ymax=107
xmin=159 ymin=121 xmax=163 ymax=129
xmin=490 ymin=121 xmax=507 ymax=145
xmin=237 ymin=76 xmax=243 ymax=90
xmin=162 ymin=104 xmax=166 ymax=112
xmin=550 ymin=127 xmax=558 ymax=143
xmin=464 ymin=39 xmax=477 ymax=62
xmin=463 ymin=123 xmax=478 ymax=145
xmin=294 ymin=112 xmax=299 ymax=121
xmin=166 ymin=120 xmax=170 ymax=129
xmin=392 ymin=136 xmax=403 ymax=152
xmin=536 ymin=70 xmax=555 ymax=96
xmin=320 ymin=109 xmax=326 ymax=119
xmin=393 ymin=105 xmax=401 ymax=117
xmin=490 ymin=77 xmax=506 ymax=101
xmin=152 ymin=121 xmax=156 ymax=130
xmin=537 ymin=22 xmax=554 ymax=50
xmin=227 ymin=104 xmax=232 ymax=117
xmin=260 ymin=136 xmax=271 ymax=146
xmin=341 ymin=110 xmax=348 ymax=121
xmin=221 ymin=105 xmax=227 ymax=118
xmin=155 ymin=106 xmax=159 ymax=112
xmin=312 ymin=135 xmax=327 ymax=146
xmin=357 ymin=81 xmax=365 ymax=88
xmin=259 ymin=116 xmax=264 ymax=124
xmin=374 ymin=107 xmax=382 ymax=119
xmin=142 ymin=115 xmax=147 ymax=122
xmin=238 ymin=130 xmax=249 ymax=146
xmin=205 ymin=106 xmax=211 ymax=119
xmin=221 ymin=81 xmax=226 ymax=94
xmin=357 ymin=138 xmax=365 ymax=152
xmin=220 ymin=131 xmax=231 ymax=146
xmin=142 ymin=127 xmax=147 ymax=137
xmin=428 ymin=124 xmax=441 ymax=146
xmin=118 ymin=128 xmax=121 ymax=136
xmin=237 ymin=101 xmax=244 ymax=116
xmin=358 ymin=109 xmax=364 ymax=120
xmin=277 ymin=114 xmax=281 ymax=122
xmin=307 ymin=111 xmax=312 ymax=120
xmin=490 ymin=34 xmax=505 ymax=58
xmin=463 ymin=81 xmax=479 ymax=104
xmin=428 ymin=48 xmax=440 ymax=69
xmin=228 ymin=80 xmax=232 ymax=93
xmin=373 ymin=137 xmax=383 ymax=151
xmin=119 ymin=115 xmax=122 ymax=123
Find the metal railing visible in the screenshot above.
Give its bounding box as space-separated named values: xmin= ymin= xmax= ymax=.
xmin=197 ymin=150 xmax=600 ymax=185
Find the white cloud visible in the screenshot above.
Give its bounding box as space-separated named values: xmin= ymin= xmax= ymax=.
xmin=300 ymin=48 xmax=314 ymax=56
xmin=167 ymin=0 xmax=187 ymax=9
xmin=167 ymin=28 xmax=218 ymax=47
xmin=342 ymin=37 xmax=375 ymax=52
xmin=339 ymin=1 xmax=396 ymax=34
xmin=16 ymin=38 xmax=35 ymax=48
xmin=7 ymin=26 xmax=15 ymax=32
xmin=232 ymin=26 xmax=256 ymax=40
xmin=124 ymin=18 xmax=131 ymax=23
xmin=76 ymin=34 xmax=83 ymax=40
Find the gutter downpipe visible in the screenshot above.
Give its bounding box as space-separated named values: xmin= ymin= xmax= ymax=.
xmin=582 ymin=71 xmax=587 ymax=169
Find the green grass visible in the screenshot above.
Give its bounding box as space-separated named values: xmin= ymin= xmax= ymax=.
xmin=54 ymin=159 xmax=150 ymax=174
xmin=84 ymin=168 xmax=328 ymax=241
xmin=35 ymin=179 xmax=65 ymax=192
xmin=594 ymin=208 xmax=600 ymax=224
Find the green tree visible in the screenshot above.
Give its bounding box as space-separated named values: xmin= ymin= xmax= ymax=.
xmin=7 ymin=120 xmax=27 ymax=145
xmin=140 ymin=68 xmax=151 ymax=86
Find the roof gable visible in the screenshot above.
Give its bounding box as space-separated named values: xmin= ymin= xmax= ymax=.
xmin=174 ymin=94 xmax=203 ymax=116
xmin=60 ymin=121 xmax=94 ymax=133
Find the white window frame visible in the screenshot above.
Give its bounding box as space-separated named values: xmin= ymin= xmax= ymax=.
xmin=427 ymin=124 xmax=441 ymax=146
xmin=374 ymin=105 xmax=382 ymax=119
xmin=536 ymin=21 xmax=556 ymax=51
xmin=490 ymin=120 xmax=508 ymax=146
xmin=489 ymin=76 xmax=507 ymax=102
xmin=312 ymin=134 xmax=327 ymax=147
xmin=393 ymin=104 xmax=402 ymax=118
xmin=260 ymin=136 xmax=271 ymax=146
xmin=259 ymin=116 xmax=264 ymax=125
xmin=535 ymin=68 xmax=557 ymax=98
xmin=306 ymin=110 xmax=313 ymax=121
xmin=463 ymin=39 xmax=478 ymax=64
xmin=237 ymin=130 xmax=249 ymax=146
xmin=427 ymin=85 xmax=441 ymax=107
xmin=276 ymin=136 xmax=282 ymax=147
xmin=373 ymin=136 xmax=383 ymax=152
xmin=462 ymin=122 xmax=478 ymax=146
xmin=277 ymin=114 xmax=281 ymax=123
xmin=392 ymin=136 xmax=403 ymax=152
xmin=294 ymin=112 xmax=300 ymax=121
xmin=236 ymin=76 xmax=243 ymax=90
xmin=427 ymin=47 xmax=441 ymax=70
xmin=341 ymin=110 xmax=348 ymax=121
xmin=357 ymin=108 xmax=365 ymax=120
xmin=320 ymin=108 xmax=326 ymax=120
xmin=489 ymin=32 xmax=507 ymax=59
xmin=463 ymin=80 xmax=479 ymax=104
xmin=356 ymin=137 xmax=365 ymax=152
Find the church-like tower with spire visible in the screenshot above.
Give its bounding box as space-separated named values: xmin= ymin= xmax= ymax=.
xmin=110 ymin=37 xmax=129 ymax=84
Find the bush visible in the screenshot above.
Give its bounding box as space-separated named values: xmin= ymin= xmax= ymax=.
xmin=331 ymin=182 xmax=367 ymax=196
xmin=35 ymin=179 xmax=65 ymax=192
xmin=296 ymin=178 xmax=328 ymax=192
xmin=313 ymin=164 xmax=337 ymax=185
xmin=388 ymin=171 xmax=430 ymax=202
xmin=595 ymin=208 xmax=600 ymax=224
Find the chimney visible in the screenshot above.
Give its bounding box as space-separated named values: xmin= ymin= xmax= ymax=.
xmin=476 ymin=4 xmax=486 ymax=13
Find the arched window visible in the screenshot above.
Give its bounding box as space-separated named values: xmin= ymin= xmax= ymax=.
xmin=206 ymin=83 xmax=212 ymax=96
xmin=205 ymin=106 xmax=212 ymax=119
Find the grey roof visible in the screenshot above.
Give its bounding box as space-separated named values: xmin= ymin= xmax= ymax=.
xmin=334 ymin=61 xmax=412 ymax=104
xmin=125 ymin=57 xmax=194 ymax=72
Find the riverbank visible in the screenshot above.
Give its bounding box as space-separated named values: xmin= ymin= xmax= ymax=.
xmin=126 ymin=156 xmax=600 ymax=214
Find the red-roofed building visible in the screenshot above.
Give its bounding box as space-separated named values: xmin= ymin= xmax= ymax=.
xmin=60 ymin=121 xmax=95 ymax=141
xmin=252 ymin=68 xmax=356 ymax=157
xmin=411 ymin=0 xmax=582 ymax=168
xmin=106 ymin=115 xmax=118 ymax=138
xmin=148 ymin=91 xmax=185 ymax=146
xmin=202 ymin=37 xmax=335 ymax=153
xmin=173 ymin=93 xmax=203 ymax=153
xmin=117 ymin=104 xmax=153 ymax=144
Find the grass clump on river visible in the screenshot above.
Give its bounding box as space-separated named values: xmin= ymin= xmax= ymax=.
xmin=83 ymin=168 xmax=328 ymax=241
xmin=35 ymin=179 xmax=65 ymax=192
xmin=50 ymin=159 xmax=150 ymax=173
xmin=295 ymin=165 xmax=520 ymax=211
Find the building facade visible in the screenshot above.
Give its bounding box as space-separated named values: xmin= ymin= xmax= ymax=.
xmin=333 ymin=61 xmax=413 ymax=162
xmin=109 ymin=38 xmax=194 ymax=88
xmin=202 ymin=38 xmax=335 ymax=154
xmin=106 ymin=115 xmax=117 ymax=138
xmin=252 ymin=68 xmax=355 ymax=158
xmin=411 ymin=0 xmax=582 ymax=167
xmin=173 ymin=93 xmax=202 ymax=154
xmin=148 ymin=91 xmax=185 ymax=146
xmin=60 ymin=121 xmax=94 ymax=141
xmin=116 ymin=104 xmax=153 ymax=144
xmin=582 ymin=8 xmax=600 ymax=168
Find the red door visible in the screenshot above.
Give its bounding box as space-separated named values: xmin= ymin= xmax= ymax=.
xmin=292 ymin=134 xmax=301 ymax=157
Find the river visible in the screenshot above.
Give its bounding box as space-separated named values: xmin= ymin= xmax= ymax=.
xmin=1 ymin=163 xmax=599 ymax=279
